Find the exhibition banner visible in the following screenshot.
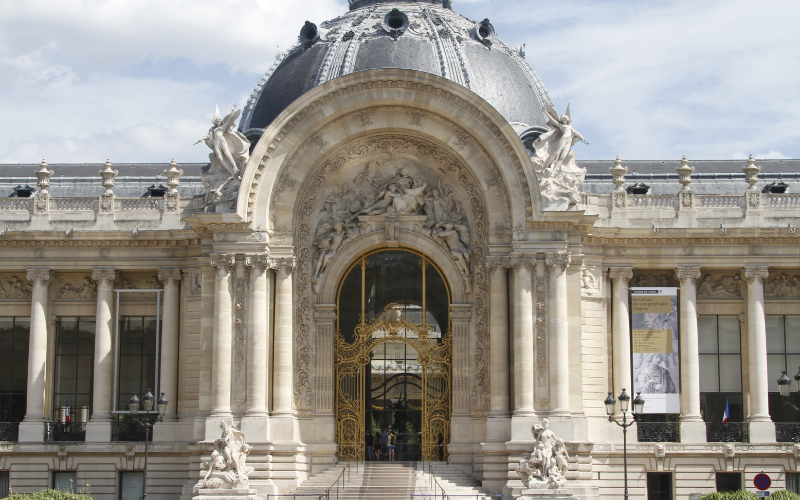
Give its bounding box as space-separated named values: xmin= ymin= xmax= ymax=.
xmin=631 ymin=287 xmax=680 ymax=414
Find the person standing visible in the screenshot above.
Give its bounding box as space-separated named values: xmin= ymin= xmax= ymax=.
xmin=374 ymin=432 xmax=382 ymax=461
xmin=380 ymin=428 xmax=390 ymax=460
xmin=437 ymin=433 xmax=444 ymax=462
xmin=366 ymin=430 xmax=375 ymax=461
xmin=388 ymin=430 xmax=396 ymax=461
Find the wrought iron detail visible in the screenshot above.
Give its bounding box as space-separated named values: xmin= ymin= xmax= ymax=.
xmin=776 ymin=423 xmax=800 ymax=443
xmin=45 ymin=422 xmax=86 ymax=442
xmin=637 ymin=422 xmax=680 ymax=442
xmin=0 ymin=422 xmax=19 ymax=442
xmin=335 ymin=302 xmax=451 ymax=462
xmin=706 ymin=422 xmax=748 ymax=442
xmin=112 ymin=419 xmax=151 ymax=442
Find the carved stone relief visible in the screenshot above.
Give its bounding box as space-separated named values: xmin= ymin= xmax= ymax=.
xmin=190 ymin=271 xmax=203 ymax=296
xmin=292 ymin=134 xmax=492 ymax=415
xmin=631 ymin=273 xmax=675 ymax=288
xmin=534 ymin=263 xmax=549 ymax=404
xmin=0 ymin=276 xmax=33 ymax=300
xmin=233 ymin=269 xmax=247 ymax=405
xmin=118 ymin=275 xmax=162 ymax=300
xmin=581 ymin=268 xmax=599 ymax=297
xmin=764 ymin=273 xmax=800 ymax=298
xmin=55 ymin=275 xmax=97 ymax=300
xmin=697 ymin=273 xmax=743 ymax=299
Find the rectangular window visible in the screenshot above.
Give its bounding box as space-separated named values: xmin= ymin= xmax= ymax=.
xmin=0 ymin=471 xmax=8 ymax=498
xmin=116 ymin=317 xmax=159 ymax=411
xmin=53 ymin=471 xmax=77 ymax=493
xmin=788 ymin=472 xmax=800 ymax=494
xmin=767 ymin=315 xmax=800 ymax=422
xmin=119 ymin=471 xmax=144 ymax=500
xmin=715 ymin=472 xmax=741 ymax=492
xmin=54 ymin=318 xmax=95 ymax=421
xmin=0 ymin=318 xmax=29 ymax=423
xmin=647 ymin=472 xmax=673 ymax=500
xmin=699 ymin=316 xmax=743 ymax=422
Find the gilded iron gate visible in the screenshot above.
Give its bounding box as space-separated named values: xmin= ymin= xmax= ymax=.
xmin=335 ymin=303 xmax=451 ymax=461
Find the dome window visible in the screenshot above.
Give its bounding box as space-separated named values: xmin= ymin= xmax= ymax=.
xmin=300 ymin=21 xmax=320 ymax=48
xmin=11 ymin=184 xmax=35 ymax=198
xmin=763 ymin=181 xmax=788 ymax=194
xmin=383 ymin=9 xmax=409 ymax=38
xmin=475 ymin=18 xmax=495 ymax=47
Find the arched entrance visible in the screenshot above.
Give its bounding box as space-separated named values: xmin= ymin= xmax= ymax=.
xmin=335 ymin=249 xmax=451 ymax=461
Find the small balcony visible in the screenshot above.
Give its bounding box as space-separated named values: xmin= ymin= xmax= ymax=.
xmin=776 ymin=423 xmax=800 ymax=443
xmin=637 ymin=422 xmax=680 ymax=442
xmin=111 ymin=418 xmax=150 ymax=442
xmin=706 ymin=422 xmax=749 ymax=442
xmin=45 ymin=422 xmax=86 ymax=442
xmin=0 ymin=423 xmax=19 ymax=442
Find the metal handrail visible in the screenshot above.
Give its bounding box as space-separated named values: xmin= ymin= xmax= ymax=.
xmin=325 ymin=461 xmax=359 ymax=500
xmin=423 ymin=461 xmax=452 ymax=500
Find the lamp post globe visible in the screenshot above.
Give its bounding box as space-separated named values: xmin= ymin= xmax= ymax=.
xmin=128 ymin=395 xmax=140 ymax=415
xmin=604 ymin=392 xmax=616 ymax=416
xmin=142 ymin=389 xmax=155 ymax=412
xmin=794 ymin=367 xmax=800 ymax=393
xmin=618 ymin=388 xmax=630 ymax=413
xmin=779 ymin=371 xmax=792 ymax=398
xmin=633 ymin=392 xmax=645 ymax=415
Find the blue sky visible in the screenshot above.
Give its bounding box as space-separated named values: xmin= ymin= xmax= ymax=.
xmin=1 ymin=0 xmax=798 ymax=164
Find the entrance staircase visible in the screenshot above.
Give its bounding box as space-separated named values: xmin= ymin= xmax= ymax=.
xmin=282 ymin=461 xmax=497 ymax=500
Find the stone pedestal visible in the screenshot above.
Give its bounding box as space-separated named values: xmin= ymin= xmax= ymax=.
xmin=511 ymin=487 xmax=578 ymax=500
xmin=192 ymin=487 xmax=261 ymax=500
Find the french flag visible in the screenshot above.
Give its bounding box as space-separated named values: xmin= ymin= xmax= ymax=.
xmin=722 ymin=399 xmax=729 ymax=425
xmin=65 ymin=401 xmax=70 ymax=424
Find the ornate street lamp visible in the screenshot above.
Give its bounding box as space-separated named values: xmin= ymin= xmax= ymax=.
xmin=128 ymin=390 xmax=168 ymax=499
xmin=605 ymin=389 xmax=644 ymax=500
xmin=777 ymin=369 xmax=800 ymax=411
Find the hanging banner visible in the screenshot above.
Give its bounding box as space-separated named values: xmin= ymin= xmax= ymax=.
xmin=631 ymin=287 xmax=680 ymax=413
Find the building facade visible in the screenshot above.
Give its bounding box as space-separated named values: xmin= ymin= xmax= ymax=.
xmin=0 ymin=0 xmax=798 ymax=499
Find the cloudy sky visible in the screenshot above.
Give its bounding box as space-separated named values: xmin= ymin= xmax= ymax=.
xmin=1 ymin=0 xmax=798 ymax=164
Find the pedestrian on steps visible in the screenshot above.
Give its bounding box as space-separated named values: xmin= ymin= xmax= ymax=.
xmin=388 ymin=430 xmax=396 ymax=461
xmin=380 ymin=428 xmax=390 ymax=460
xmin=437 ymin=432 xmax=444 ymax=462
xmin=367 ymin=430 xmax=375 ymax=461
xmin=374 ymin=432 xmax=382 ymax=461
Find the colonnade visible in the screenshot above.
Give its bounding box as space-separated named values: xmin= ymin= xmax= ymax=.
xmin=608 ymin=264 xmax=774 ymax=442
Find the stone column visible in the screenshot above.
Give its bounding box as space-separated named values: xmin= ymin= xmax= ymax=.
xmin=510 ymin=253 xmax=536 ymax=429
xmin=157 ymin=269 xmax=181 ymax=421
xmin=86 ymin=268 xmax=116 ymax=442
xmin=675 ymin=266 xmax=705 ymax=442
xmin=271 ymin=257 xmax=296 ymax=441
xmin=242 ymin=254 xmax=270 ymax=441
xmin=19 ymin=269 xmax=50 ymax=442
xmin=743 ymin=265 xmax=774 ymax=442
xmin=210 ymin=254 xmax=235 ymax=422
xmin=609 ymin=267 xmax=633 ymax=414
xmin=487 ymin=256 xmax=511 ymax=418
xmin=546 ymin=252 xmax=571 ymax=420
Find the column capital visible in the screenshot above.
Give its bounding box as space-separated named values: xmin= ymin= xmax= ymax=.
xmin=157 ymin=268 xmax=182 ymax=286
xmin=675 ymin=266 xmax=702 ymax=286
xmin=271 ymin=256 xmax=296 ymax=276
xmin=509 ymin=252 xmax=535 ymax=271
xmin=210 ymin=254 xmax=236 ymax=275
xmin=609 ymin=267 xmax=633 ymax=285
xmin=26 ymin=269 xmax=51 ymax=286
xmin=743 ymin=265 xmax=769 ymax=284
xmin=486 ymin=256 xmax=511 ymax=273
xmin=545 ymin=251 xmax=571 ymax=272
xmin=244 ymin=253 xmax=271 ymax=271
xmin=449 ymin=303 xmax=472 ymax=322
xmin=91 ymin=268 xmax=116 ymax=286
xmin=314 ymin=304 xmax=337 ymax=322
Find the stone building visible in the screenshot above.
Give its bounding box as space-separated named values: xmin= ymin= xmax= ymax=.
xmin=0 ymin=0 xmax=798 ymax=499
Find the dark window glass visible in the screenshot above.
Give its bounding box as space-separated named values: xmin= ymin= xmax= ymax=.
xmin=119 ymin=471 xmax=144 ymax=500
xmin=647 ymin=472 xmax=672 ymax=500
xmin=0 ymin=471 xmax=8 ymax=498
xmin=715 ymin=472 xmax=741 ymax=492
xmin=53 ymin=471 xmax=77 ymax=493
xmin=767 ymin=316 xmax=800 ymax=422
xmin=0 ymin=318 xmax=29 ymax=422
xmin=788 ymin=472 xmax=800 ymax=493
xmin=699 ymin=316 xmax=743 ymax=422
xmin=54 ymin=318 xmax=94 ymax=421
xmin=117 ymin=317 xmax=159 ymax=410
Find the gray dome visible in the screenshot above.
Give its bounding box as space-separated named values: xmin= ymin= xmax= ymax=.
xmin=239 ymin=1 xmax=554 ymax=142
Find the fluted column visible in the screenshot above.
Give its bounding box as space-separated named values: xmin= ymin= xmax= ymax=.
xmin=609 ymin=267 xmax=633 ymax=413
xmin=272 ymin=257 xmax=295 ymax=417
xmin=157 ymin=269 xmax=181 ymax=421
xmin=546 ymin=252 xmax=571 ymax=417
xmin=510 ymin=253 xmax=535 ymax=417
xmin=245 ymin=255 xmax=270 ymax=417
xmin=23 ymin=270 xmax=50 ymax=426
xmin=744 ymin=266 xmax=771 ymax=422
xmin=210 ymin=254 xmax=235 ymax=418
xmin=487 ymin=256 xmax=510 ymax=417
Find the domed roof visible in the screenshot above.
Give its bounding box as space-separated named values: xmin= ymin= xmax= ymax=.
xmin=239 ymin=0 xmax=554 ymax=142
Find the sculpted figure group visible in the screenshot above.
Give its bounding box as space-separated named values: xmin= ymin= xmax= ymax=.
xmin=196 ymin=106 xmax=251 ymax=213
xmin=313 ymin=160 xmax=472 ymax=281
xmin=200 ymin=422 xmax=254 ymax=490
xmin=515 ymin=419 xmax=569 ymax=489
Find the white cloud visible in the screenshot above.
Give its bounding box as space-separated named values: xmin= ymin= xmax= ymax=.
xmin=0 ymin=0 xmax=798 ymax=163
